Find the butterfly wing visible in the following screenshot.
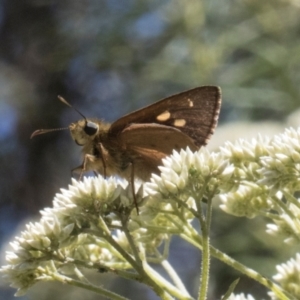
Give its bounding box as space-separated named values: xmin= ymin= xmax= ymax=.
xmin=119 ymin=123 xmax=197 ymax=153
xmin=118 ymin=123 xmax=198 ymax=179
xmin=109 ymin=86 xmax=221 ymax=147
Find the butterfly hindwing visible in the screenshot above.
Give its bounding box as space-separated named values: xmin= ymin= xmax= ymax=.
xmin=119 ymin=123 xmax=198 ymax=154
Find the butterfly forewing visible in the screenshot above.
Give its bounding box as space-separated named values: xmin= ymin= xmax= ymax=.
xmin=109 ymin=86 xmax=221 ymax=147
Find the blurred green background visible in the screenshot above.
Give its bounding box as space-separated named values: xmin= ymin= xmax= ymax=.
xmin=0 ymin=0 xmax=300 ymax=299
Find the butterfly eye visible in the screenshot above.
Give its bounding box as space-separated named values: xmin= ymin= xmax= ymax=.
xmin=84 ymin=121 xmax=98 ymax=136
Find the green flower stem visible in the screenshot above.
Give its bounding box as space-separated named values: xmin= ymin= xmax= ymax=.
xmin=51 ymin=272 xmax=129 ymax=300
xmin=271 ymin=195 xmax=295 ymax=220
xmin=173 ymin=196 xmax=199 ymax=217
xmin=180 ymin=222 xmax=291 ymax=299
xmin=67 ymin=259 xmax=140 ymax=281
xmin=192 ymin=181 xmax=210 ymax=300
xmin=119 ymin=214 xmax=143 ymax=266
xmin=83 ymin=228 xmax=140 ymax=271
xmin=209 ymin=246 xmax=292 ymax=300
xmin=96 ymin=216 xmax=143 ymax=269
xmin=164 ymin=214 xmax=189 ymax=235
xmin=198 ymin=227 xmax=210 ymax=300
xmin=74 ymin=267 xmax=89 ymax=283
xmin=161 ymin=238 xmax=171 ymax=258
xmin=201 ymin=194 xmax=214 ymax=300
xmin=258 ymin=210 xmax=281 ymax=220
xmin=122 ymin=223 xmax=184 ymax=299
xmin=157 ymin=250 xmax=189 ymax=294
xmin=140 ymin=223 xmax=180 ymax=234
xmin=180 ymin=231 xmax=203 ymax=248
xmin=221 ymin=278 xmax=240 ymax=300
xmin=283 ymin=190 xmax=300 ymax=210
xmin=118 ymin=223 xmax=178 ymax=299
xmin=142 ymin=259 xmax=194 ymax=300
xmin=146 ymin=240 xmax=171 ymax=264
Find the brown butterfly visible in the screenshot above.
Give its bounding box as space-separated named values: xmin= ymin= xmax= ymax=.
xmin=31 ymin=86 xmax=221 ymax=211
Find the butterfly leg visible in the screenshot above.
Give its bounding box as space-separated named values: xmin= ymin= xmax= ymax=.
xmin=129 ymin=162 xmax=139 ymax=215
xmin=73 ymin=144 xmax=109 ymax=179
xmin=97 ymin=143 xmax=107 ymax=178
xmin=71 ymin=164 xmax=84 ymax=179
xmin=73 ymin=154 xmax=95 ymax=180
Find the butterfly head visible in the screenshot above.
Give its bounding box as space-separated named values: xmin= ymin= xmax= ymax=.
xmin=30 ymin=96 xmax=105 ymax=145
xmin=69 ymin=119 xmax=99 ymax=146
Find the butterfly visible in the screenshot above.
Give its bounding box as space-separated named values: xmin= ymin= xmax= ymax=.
xmin=32 ymin=86 xmax=222 ymax=212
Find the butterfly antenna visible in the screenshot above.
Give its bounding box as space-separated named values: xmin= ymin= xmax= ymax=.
xmin=30 ymin=127 xmax=69 ymax=139
xmin=57 ymin=95 xmax=87 ymax=121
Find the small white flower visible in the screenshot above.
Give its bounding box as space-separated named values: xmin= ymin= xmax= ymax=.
xmin=222 ymin=135 xmax=270 ymax=162
xmin=259 ymin=128 xmax=300 ymax=191
xmin=227 ymin=293 xmax=256 ymax=300
xmin=269 ymin=253 xmax=300 ymax=299
xmin=266 ymin=202 xmax=300 ymax=244
xmin=219 ymin=184 xmax=272 ymax=218
xmin=148 ymin=147 xmax=233 ymax=202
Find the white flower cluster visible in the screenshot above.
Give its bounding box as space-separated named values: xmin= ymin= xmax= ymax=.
xmin=269 ymin=253 xmax=300 ymax=299
xmin=218 ymin=128 xmax=300 ymax=243
xmin=1 ymin=147 xmax=235 ymax=296
xmin=260 ymin=128 xmax=300 ymax=244
xmin=219 ymin=135 xmax=273 ymax=218
xmin=259 ymin=128 xmax=300 ymax=191
xmin=0 ymin=176 xmax=143 ymax=296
